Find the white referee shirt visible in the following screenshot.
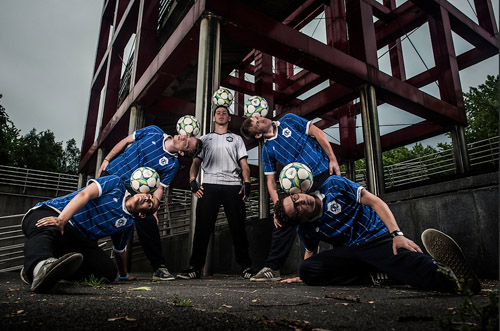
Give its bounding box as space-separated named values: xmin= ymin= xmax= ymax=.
xmin=198 ymin=132 xmax=248 ymax=185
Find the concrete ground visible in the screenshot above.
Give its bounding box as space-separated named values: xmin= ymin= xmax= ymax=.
xmin=0 ymin=272 xmax=497 ymax=331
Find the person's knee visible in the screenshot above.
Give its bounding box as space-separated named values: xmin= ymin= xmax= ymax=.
xmin=298 ymin=259 xmax=316 ymax=285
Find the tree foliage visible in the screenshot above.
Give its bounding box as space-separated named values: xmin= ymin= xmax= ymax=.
xmin=463 ymin=74 xmax=499 ymax=142
xmin=0 ymin=96 xmax=80 ymax=174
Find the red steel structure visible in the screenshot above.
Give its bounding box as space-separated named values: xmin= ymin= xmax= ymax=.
xmin=79 ymin=0 xmax=498 ymax=190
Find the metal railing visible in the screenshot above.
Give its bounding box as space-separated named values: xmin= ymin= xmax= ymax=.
xmin=355 ymin=136 xmax=498 ymax=188
xmin=0 ymin=165 xmax=79 ymax=197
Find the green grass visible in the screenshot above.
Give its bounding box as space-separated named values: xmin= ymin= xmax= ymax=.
xmin=172 ymin=293 xmax=192 ymax=307
xmin=73 ymin=274 xmax=108 ymax=288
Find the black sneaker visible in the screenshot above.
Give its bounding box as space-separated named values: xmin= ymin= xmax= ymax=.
xmin=370 ymin=272 xmax=392 ymax=286
xmin=152 ymin=267 xmax=175 ymax=281
xmin=31 ymin=252 xmax=83 ymax=293
xmin=250 ymin=267 xmax=281 ymax=282
xmin=176 ymin=267 xmax=200 ymax=280
xmin=242 ymin=267 xmax=255 ymax=279
xmin=421 ymin=229 xmax=481 ymax=294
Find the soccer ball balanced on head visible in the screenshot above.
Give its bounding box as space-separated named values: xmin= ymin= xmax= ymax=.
xmin=176 ymin=115 xmax=200 ymax=137
xmin=244 ymin=96 xmax=269 ymax=118
xmin=279 ymin=162 xmax=313 ymax=194
xmin=130 ymin=167 xmax=160 ymax=194
xmin=212 ymin=87 xmax=234 ymax=108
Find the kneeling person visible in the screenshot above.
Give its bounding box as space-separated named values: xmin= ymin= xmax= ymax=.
xmin=21 ymin=175 xmax=159 ymax=293
xmin=274 ymin=175 xmax=480 ymax=294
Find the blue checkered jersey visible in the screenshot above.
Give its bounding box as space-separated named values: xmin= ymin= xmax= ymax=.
xmin=262 ymin=113 xmax=329 ymax=176
xmin=105 ymin=125 xmax=179 ymax=189
xmin=33 ymin=175 xmax=134 ymax=250
xmin=298 ymin=176 xmax=388 ymax=251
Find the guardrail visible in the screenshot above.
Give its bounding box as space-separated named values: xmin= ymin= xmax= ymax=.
xmin=355 ymin=136 xmax=498 ymax=188
xmin=0 ymin=165 xmax=79 ymax=197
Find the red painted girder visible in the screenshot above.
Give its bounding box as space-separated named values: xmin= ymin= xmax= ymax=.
xmin=474 ymin=0 xmax=498 ymax=35
xmin=410 ymin=0 xmax=498 ymax=52
xmin=279 ymin=72 xmax=328 ymax=103
xmin=207 ymin=0 xmax=464 ymax=125
xmin=148 ymin=95 xmax=195 ymax=117
xmin=80 ymin=0 xmax=205 ymax=169
xmin=222 ymin=75 xmax=256 ymax=96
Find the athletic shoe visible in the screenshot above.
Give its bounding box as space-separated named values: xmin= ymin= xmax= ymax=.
xmin=250 ymin=267 xmax=281 ymax=282
xmin=31 ymin=252 xmax=83 ymax=293
xmin=152 ymin=267 xmax=175 ymax=281
xmin=176 ymin=267 xmax=201 ymax=280
xmin=421 ymin=228 xmax=481 ymax=294
xmin=242 ymin=267 xmax=255 ymax=279
xmin=370 ymin=272 xmax=392 ymax=286
xmin=20 ymin=267 xmax=30 ymax=285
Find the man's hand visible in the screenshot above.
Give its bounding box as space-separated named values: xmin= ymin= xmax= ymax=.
xmin=392 ymin=236 xmax=423 ymax=255
xmin=329 ymin=159 xmax=341 ymax=176
xmin=280 ymin=277 xmax=302 ymax=284
xmin=190 ymin=180 xmax=204 ymax=198
xmin=97 ymin=159 xmax=109 ymax=178
xmin=273 ymin=214 xmax=282 ymax=228
xmin=36 ymin=216 xmax=66 ymax=234
xmin=239 ymin=182 xmax=251 ymax=201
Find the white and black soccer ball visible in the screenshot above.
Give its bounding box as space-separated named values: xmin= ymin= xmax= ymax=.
xmin=244 ymin=96 xmax=269 ymax=117
xmin=130 ymin=167 xmax=160 ymax=194
xmin=176 ymin=115 xmax=200 ymax=137
xmin=212 ymin=87 xmax=233 ymax=108
xmin=279 ymin=162 xmax=313 ymax=194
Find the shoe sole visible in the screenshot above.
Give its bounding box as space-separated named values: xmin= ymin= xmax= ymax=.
xmin=152 ymin=276 xmax=175 ymax=281
xmin=31 ymin=253 xmax=83 ymax=293
xmin=175 ymin=274 xmax=199 ymax=280
xmin=421 ymin=229 xmax=481 ymax=294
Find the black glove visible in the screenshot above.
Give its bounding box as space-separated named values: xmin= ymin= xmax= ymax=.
xmin=241 ymin=182 xmax=251 ymax=197
xmin=190 ymin=179 xmax=200 ymax=193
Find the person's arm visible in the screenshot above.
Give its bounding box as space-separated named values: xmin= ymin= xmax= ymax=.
xmin=97 ymin=134 xmax=135 ymax=177
xmin=114 ymin=250 xmax=137 ymax=281
xmin=360 ymin=189 xmax=422 ymax=255
xmin=266 ymin=174 xmax=283 ymax=228
xmin=35 ymin=182 xmax=101 ymax=234
xmin=308 ymin=124 xmax=341 ymax=176
xmin=189 ymin=157 xmax=204 ymax=198
xmin=151 ymin=185 xmax=164 ymax=223
xmin=238 ymin=157 xmax=252 ymax=201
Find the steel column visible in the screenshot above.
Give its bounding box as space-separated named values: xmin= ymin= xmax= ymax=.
xmin=451 ymin=125 xmax=470 ymax=174
xmin=190 ymin=13 xmax=221 ymax=276
xmin=359 ymin=85 xmax=384 ymax=195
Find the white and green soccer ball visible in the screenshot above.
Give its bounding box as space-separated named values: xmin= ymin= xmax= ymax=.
xmin=244 ymin=95 xmax=269 ymax=117
xmin=130 ymin=167 xmax=160 ymax=194
xmin=212 ymin=87 xmax=233 ymax=107
xmin=279 ymin=162 xmax=313 ymax=194
xmin=176 ymin=115 xmax=200 ymax=137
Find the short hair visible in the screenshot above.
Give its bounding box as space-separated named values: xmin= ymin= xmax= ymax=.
xmin=240 ymin=117 xmax=258 ymax=140
xmin=274 ymin=194 xmax=299 ymax=226
xmin=184 ymin=138 xmax=203 ymax=158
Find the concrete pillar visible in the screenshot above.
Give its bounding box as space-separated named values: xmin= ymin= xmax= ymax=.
xmin=77 ymin=173 xmax=87 ymax=190
xmin=344 ymin=160 xmax=356 ymax=182
xmin=359 ymin=85 xmax=385 ymax=195
xmin=95 ymin=148 xmax=105 ymax=179
xmin=190 ymin=13 xmax=221 ymax=276
xmin=129 ymin=105 xmax=145 ymax=133
xmin=450 ymin=125 xmax=470 ymax=174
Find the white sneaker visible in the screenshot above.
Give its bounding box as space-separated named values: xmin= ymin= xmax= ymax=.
xmin=250 ymin=267 xmax=281 ymax=282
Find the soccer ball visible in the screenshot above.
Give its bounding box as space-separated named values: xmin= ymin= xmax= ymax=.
xmin=130 ymin=167 xmax=160 ymax=194
xmin=244 ymin=96 xmax=269 ymax=117
xmin=176 ymin=115 xmax=200 ymax=137
xmin=279 ymin=162 xmax=313 ymax=194
xmin=212 ymin=88 xmax=233 ymax=107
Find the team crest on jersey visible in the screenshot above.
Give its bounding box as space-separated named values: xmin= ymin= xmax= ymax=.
xmin=226 ymin=136 xmax=233 ymax=142
xmin=115 ymin=217 xmax=128 ymax=228
xmin=159 ymin=156 xmax=169 ymax=166
xmin=327 ymin=200 xmax=342 ymax=214
xmin=283 ymin=128 xmax=292 ymax=138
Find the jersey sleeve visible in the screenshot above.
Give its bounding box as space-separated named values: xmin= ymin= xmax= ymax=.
xmin=87 ymin=175 xmax=122 ymax=197
xmin=326 ymin=176 xmax=363 ymax=203
xmin=297 ymin=225 xmax=320 ymax=252
xmin=158 ymin=159 xmax=179 ymax=187
xmin=261 ymin=144 xmax=276 ymax=174
xmin=111 ymin=226 xmax=134 ymax=252
xmin=234 ymin=135 xmax=248 ymax=161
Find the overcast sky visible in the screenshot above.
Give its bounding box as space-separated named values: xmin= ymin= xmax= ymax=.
xmin=0 ymin=1 xmax=498 ymax=149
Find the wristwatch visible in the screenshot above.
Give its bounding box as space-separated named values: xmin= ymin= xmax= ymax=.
xmin=390 ymin=230 xmax=404 ymax=238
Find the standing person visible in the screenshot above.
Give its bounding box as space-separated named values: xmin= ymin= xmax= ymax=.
xmin=177 ymin=106 xmax=255 ymax=279
xmin=97 ymin=125 xmax=202 ymax=281
xmin=21 ymin=175 xmax=160 ymax=293
xmin=273 ymin=175 xmax=481 ymax=294
xmin=240 ymin=113 xmax=340 ymax=281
